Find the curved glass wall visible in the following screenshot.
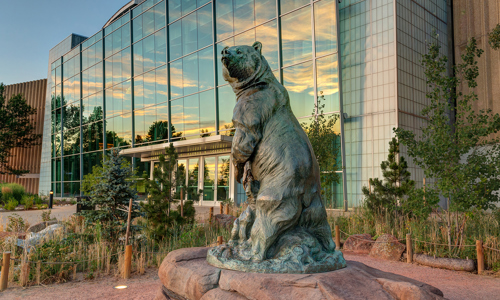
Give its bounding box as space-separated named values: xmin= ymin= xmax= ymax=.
xmin=50 ymin=0 xmax=343 ymax=207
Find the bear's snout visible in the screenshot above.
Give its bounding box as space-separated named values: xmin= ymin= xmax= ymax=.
xmin=221 ymin=46 xmax=230 ymax=56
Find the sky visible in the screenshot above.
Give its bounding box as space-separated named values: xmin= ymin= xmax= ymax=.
xmin=0 ymin=0 xmax=128 ymax=85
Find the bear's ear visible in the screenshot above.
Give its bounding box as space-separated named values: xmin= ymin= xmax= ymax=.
xmin=252 ymin=41 xmax=262 ymax=54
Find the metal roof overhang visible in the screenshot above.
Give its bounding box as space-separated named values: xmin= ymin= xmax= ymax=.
xmin=119 ymin=135 xmax=233 ymax=161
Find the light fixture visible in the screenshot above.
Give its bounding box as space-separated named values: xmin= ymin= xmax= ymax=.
xmin=114 ymin=285 xmax=128 ymax=290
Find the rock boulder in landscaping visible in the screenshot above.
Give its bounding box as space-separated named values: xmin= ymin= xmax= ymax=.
xmin=343 ymin=233 xmax=374 ymax=254
xmin=214 ymin=214 xmax=236 ymax=228
xmin=369 ymin=234 xmax=406 ymax=261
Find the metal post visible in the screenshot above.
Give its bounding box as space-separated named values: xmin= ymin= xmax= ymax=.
xmin=49 ymin=190 xmax=54 ymax=209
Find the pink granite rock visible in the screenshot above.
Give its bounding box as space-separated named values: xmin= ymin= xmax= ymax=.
xmin=343 ymin=234 xmax=374 ymax=254
xmin=369 ymin=234 xmax=406 ymax=261
xmin=214 ymin=214 xmax=236 ymax=228
xmin=157 ymin=247 xmax=446 ymax=300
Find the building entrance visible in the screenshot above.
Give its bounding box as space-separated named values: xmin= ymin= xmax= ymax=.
xmin=151 ymin=154 xmax=232 ymax=206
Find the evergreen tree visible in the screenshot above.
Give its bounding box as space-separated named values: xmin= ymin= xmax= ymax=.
xmin=140 ymin=144 xmax=195 ymax=241
xmin=79 ymin=149 xmax=140 ymax=243
xmin=362 ymin=138 xmax=415 ymax=216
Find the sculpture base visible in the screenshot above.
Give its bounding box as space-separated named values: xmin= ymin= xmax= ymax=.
xmin=156 ymin=247 xmax=446 ymax=300
xmin=207 ymin=226 xmax=347 ymax=273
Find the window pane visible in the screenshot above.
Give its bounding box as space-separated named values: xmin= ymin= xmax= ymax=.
xmin=184 ymin=94 xmax=200 ymax=137
xmin=134 ymin=40 xmax=144 ymax=75
xmin=216 ymin=38 xmax=234 ymax=85
xmin=216 ymin=0 xmax=234 ymax=41
xmin=171 ymin=98 xmax=184 ymax=139
xmin=255 ymin=0 xmax=276 ymax=24
xmin=156 ymin=101 xmax=169 ymax=141
xmin=168 ymin=0 xmax=181 ymax=22
xmin=198 ymin=47 xmax=214 ymax=90
xmin=283 ymin=60 xmax=314 ymax=118
xmin=182 ymin=0 xmax=196 ymax=15
xmin=188 ymin=158 xmax=199 ymax=200
xmin=143 ymin=9 xmax=155 ymax=37
xmin=281 ymin=6 xmax=312 ymax=66
xmin=316 ymin=54 xmax=340 ymax=112
xmin=143 ymin=35 xmax=155 ymax=73
xmin=281 ymin=0 xmax=309 ymax=14
xmin=256 ymin=20 xmax=278 ymax=70
xmin=155 ymin=28 xmax=167 ymax=67
xmin=234 ymin=0 xmax=254 ymax=34
xmin=133 ymin=15 xmax=143 ymax=43
xmin=156 ymin=65 xmax=168 ymax=103
xmin=217 ymin=156 xmax=230 ymax=200
xmin=314 ymin=0 xmax=338 ymax=56
xmin=134 ymin=109 xmax=146 ymax=143
xmin=169 ymin=20 xmax=182 ymax=60
xmin=197 ymin=5 xmax=212 ymax=49
xmin=203 ymin=157 xmax=215 ymax=201
xmin=144 ymin=70 xmax=156 ymax=107
xmin=199 ymin=89 xmax=215 ymax=134
xmin=217 ymin=85 xmax=235 ymax=130
xmin=182 ymin=12 xmax=198 ymax=55
xmin=122 ymin=47 xmax=132 ymax=80
xmin=144 ymin=106 xmax=157 ymax=142
xmin=170 ymin=60 xmax=183 ymax=98
xmin=183 ymin=53 xmax=198 ymax=95
xmin=154 ymin=1 xmax=166 ymax=31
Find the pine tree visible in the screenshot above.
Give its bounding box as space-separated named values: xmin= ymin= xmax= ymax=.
xmin=79 ymin=149 xmax=140 ymax=243
xmin=362 ymin=137 xmax=415 ymax=216
xmin=140 ymin=144 xmax=195 ymax=241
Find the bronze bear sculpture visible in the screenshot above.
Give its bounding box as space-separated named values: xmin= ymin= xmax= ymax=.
xmin=207 ymin=42 xmax=346 ymax=274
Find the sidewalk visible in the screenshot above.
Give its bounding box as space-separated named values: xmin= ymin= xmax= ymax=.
xmin=0 ymin=205 xmax=77 ymax=227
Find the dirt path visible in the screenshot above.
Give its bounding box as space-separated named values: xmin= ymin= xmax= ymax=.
xmin=343 ymin=252 xmax=500 ymax=300
xmin=2 ymin=252 xmax=499 ymax=299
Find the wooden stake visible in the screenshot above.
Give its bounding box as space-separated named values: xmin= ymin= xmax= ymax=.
xmin=180 ymin=188 xmax=184 ymax=218
xmin=423 ymin=177 xmax=426 ymax=201
xmin=476 ymin=240 xmax=484 ymax=274
xmin=124 ymin=245 xmax=132 ymax=279
xmin=125 ymin=199 xmax=133 ymax=246
xmin=73 ymin=263 xmax=77 ymax=281
xmin=1 ymin=252 xmax=11 ymax=291
xmin=209 ymin=207 xmax=213 ymax=225
xmin=406 ymin=234 xmax=413 ymax=263
xmin=225 ymin=204 xmax=229 ymax=215
xmin=36 ymin=261 xmax=41 ymax=285
xmin=368 ymin=179 xmax=371 ymax=195
xmin=220 ymin=203 xmax=223 ymax=214
xmin=0 ymin=225 xmax=3 ymax=232
xmin=217 ymin=236 xmax=223 ymax=246
xmin=335 ymin=225 xmax=341 ymax=250
xmin=21 ymin=261 xmax=30 ymax=287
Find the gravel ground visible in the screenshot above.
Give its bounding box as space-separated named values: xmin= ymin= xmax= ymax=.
xmin=343 ymin=252 xmax=500 ymax=300
xmin=2 ymin=252 xmax=499 ymax=299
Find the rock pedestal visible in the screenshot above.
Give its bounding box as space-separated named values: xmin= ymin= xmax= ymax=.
xmin=156 ymin=247 xmax=446 ymax=300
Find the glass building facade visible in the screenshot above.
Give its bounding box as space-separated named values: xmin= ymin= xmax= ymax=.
xmin=43 ymin=0 xmax=344 ymax=207
xmin=41 ymin=0 xmax=452 ymax=208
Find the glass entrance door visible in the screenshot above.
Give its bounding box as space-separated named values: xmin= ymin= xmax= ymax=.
xmin=203 ymin=157 xmax=216 ymax=202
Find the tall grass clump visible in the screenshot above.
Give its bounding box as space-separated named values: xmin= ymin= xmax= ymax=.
xmin=329 ymin=207 xmax=500 ymax=270
xmin=0 ymin=183 xmax=25 ymax=202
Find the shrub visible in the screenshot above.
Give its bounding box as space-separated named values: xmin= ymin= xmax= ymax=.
xmin=33 ymin=194 xmax=43 ymax=205
xmin=41 ymin=210 xmax=52 ymax=222
xmin=6 ymin=213 xmax=29 ymax=232
xmin=22 ymin=195 xmax=34 ymax=210
xmin=0 ymin=183 xmax=25 ymax=202
xmin=2 ymin=186 xmax=13 ymax=201
xmin=4 ymin=198 xmax=18 ymax=211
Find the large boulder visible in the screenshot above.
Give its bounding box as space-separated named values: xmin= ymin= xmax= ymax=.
xmin=343 ymin=234 xmax=374 ymax=254
xmin=214 ymin=214 xmax=236 ymax=228
xmin=27 ymin=220 xmax=59 ymax=233
xmin=370 ymin=234 xmax=406 ymax=261
xmin=156 ymin=247 xmax=446 ymax=300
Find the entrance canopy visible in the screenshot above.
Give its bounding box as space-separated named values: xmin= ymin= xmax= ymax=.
xmin=119 ymin=135 xmax=233 ymax=161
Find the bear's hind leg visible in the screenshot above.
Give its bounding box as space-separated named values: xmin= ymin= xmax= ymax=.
xmin=248 ymin=197 xmax=302 ymax=261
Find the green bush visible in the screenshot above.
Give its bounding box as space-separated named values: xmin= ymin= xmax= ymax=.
xmin=33 ymin=194 xmax=43 ymax=205
xmin=4 ymin=198 xmax=19 ymax=211
xmin=0 ymin=183 xmax=25 ymax=202
xmin=22 ymin=195 xmax=34 ymax=210
xmin=6 ymin=213 xmax=28 ymax=232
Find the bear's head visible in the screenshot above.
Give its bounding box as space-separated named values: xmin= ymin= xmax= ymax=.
xmin=221 ymin=41 xmax=270 ymax=88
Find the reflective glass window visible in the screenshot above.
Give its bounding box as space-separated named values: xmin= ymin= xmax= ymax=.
xmin=184 ymin=94 xmax=200 ymax=137
xmin=63 ymin=128 xmax=80 ymax=156
xmin=144 ymin=106 xmax=157 ymax=142
xmin=182 ymin=12 xmax=198 ymax=55
xmin=187 ymin=158 xmax=199 ymax=200
xmin=143 ymin=35 xmax=155 ymax=73
xmin=154 ymin=1 xmax=166 ymax=31
xmin=169 ymin=20 xmax=182 ymax=60
xmin=256 ymin=20 xmax=278 ymax=70
xmin=170 ymin=98 xmax=184 ymax=139
xmin=123 ymin=80 xmax=132 ymax=113
xmin=144 ymin=70 xmax=156 ymax=107
xmin=170 ymin=59 xmax=183 ymax=98
xmin=134 ymin=40 xmax=144 ymax=75
xmin=113 ymin=50 xmax=123 ymax=85
xmin=183 ymin=53 xmax=198 ymax=96
xmin=199 ymin=89 xmax=215 ymax=134
xmin=255 ymin=0 xmax=276 ymax=24
xmin=281 ymin=6 xmax=312 ymax=66
xmin=314 ymin=0 xmax=338 ymax=57
xmin=143 ymin=9 xmax=155 ymax=37
xmin=216 ymin=0 xmax=234 ymax=41
xmin=156 ymin=101 xmax=169 ymax=141
xmin=316 ymin=54 xmax=340 ymax=112
xmin=134 ymin=74 xmax=145 ymax=109
xmin=133 ymin=15 xmax=144 ymax=43
xmin=198 ymin=47 xmax=214 ymax=90
xmin=234 ymin=0 xmax=254 ymax=34
xmin=217 ymin=85 xmax=236 ymax=131
xmin=155 ymin=28 xmax=167 ymax=67
xmin=63 ymin=155 xmax=80 ymax=181
xmin=122 ymin=47 xmax=132 ymax=80
xmin=217 ymin=156 xmax=230 ymax=200
xmin=134 ymin=109 xmax=146 ymax=143
xmin=216 ymin=38 xmax=234 ymax=85
xmin=63 ymin=103 xmax=80 ymax=130
xmin=156 ymin=65 xmax=168 ymax=104
xmin=169 ymin=0 xmax=182 ymax=22
xmin=198 ymin=5 xmax=212 ymax=49
xmin=283 ymin=60 xmax=314 ymax=118
xmin=281 ymin=0 xmax=309 ymax=14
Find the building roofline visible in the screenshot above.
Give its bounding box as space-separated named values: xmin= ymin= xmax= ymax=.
xmin=103 ymin=0 xmax=139 ymax=29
